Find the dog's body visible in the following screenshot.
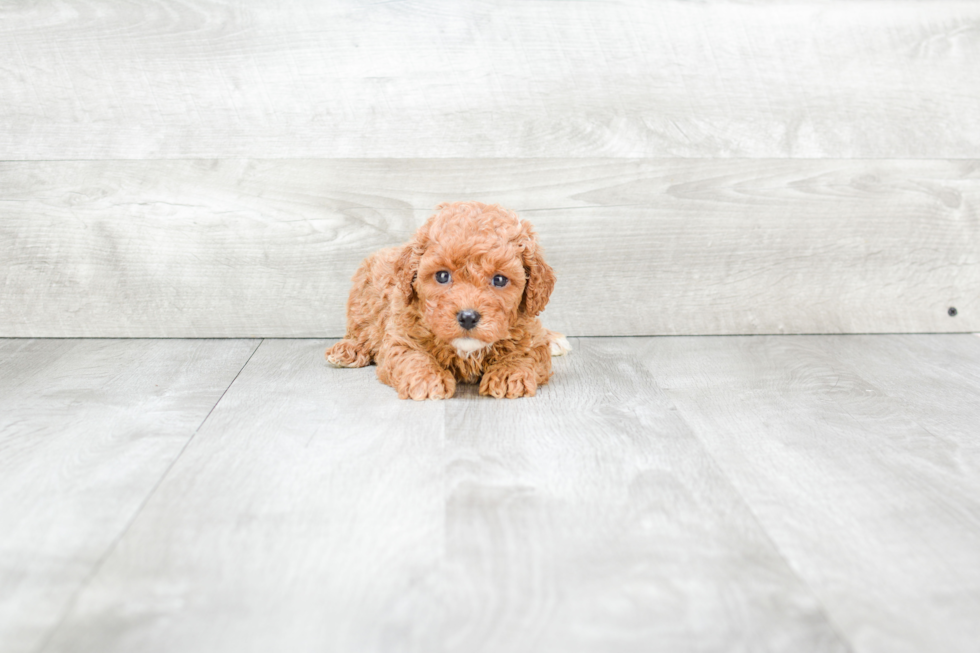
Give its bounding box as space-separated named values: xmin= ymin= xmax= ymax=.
xmin=325 ymin=201 xmax=568 ymax=400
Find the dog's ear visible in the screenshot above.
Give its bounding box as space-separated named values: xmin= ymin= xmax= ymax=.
xmin=393 ymin=243 xmax=419 ymax=302
xmin=393 ymin=225 xmax=430 ymax=303
xmin=519 ymin=222 xmax=556 ymax=317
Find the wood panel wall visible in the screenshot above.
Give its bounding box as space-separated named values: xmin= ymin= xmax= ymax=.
xmin=1 ymin=1 xmax=978 ymax=336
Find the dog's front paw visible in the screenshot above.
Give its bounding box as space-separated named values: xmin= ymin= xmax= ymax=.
xmin=480 ymin=366 xmax=537 ymax=399
xmin=396 ymin=369 xmax=457 ymax=401
xmin=325 ymin=339 xmax=371 ymax=368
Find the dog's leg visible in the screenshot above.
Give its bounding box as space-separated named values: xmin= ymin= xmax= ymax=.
xmin=480 ymin=344 xmax=552 ymax=399
xmin=480 ymin=364 xmax=537 ymax=398
xmin=377 ymin=346 xmax=456 ymax=400
xmin=325 ymin=339 xmax=372 ymax=368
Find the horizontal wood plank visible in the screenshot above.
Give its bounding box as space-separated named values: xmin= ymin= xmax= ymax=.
xmin=37 ymin=339 xmax=847 ymax=652
xmin=0 ymin=338 xmax=258 ymax=653
xmin=1 ymin=1 xmax=978 ymax=159
xmin=1 ymin=158 xmax=977 ymax=337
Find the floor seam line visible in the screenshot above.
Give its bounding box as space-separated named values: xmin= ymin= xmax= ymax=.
xmin=187 ymin=338 xmax=264 ymax=436
xmin=31 ymin=338 xmax=264 ymax=653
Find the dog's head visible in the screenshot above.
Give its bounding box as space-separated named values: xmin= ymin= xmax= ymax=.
xmin=394 ymin=202 xmax=555 ymax=353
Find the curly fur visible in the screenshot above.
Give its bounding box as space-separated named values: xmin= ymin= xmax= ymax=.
xmin=325 ymin=201 xmax=567 ymax=400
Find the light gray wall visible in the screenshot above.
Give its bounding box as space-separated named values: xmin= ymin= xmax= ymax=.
xmin=2 ymin=1 xmax=977 ymax=336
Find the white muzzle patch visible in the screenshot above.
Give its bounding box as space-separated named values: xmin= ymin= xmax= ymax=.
xmin=452 ymin=337 xmax=488 ymax=357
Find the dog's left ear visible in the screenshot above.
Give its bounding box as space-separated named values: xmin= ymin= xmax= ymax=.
xmin=518 ymin=222 xmax=556 ymax=317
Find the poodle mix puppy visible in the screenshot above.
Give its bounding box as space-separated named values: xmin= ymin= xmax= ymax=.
xmin=325 ymin=201 xmax=569 ymax=400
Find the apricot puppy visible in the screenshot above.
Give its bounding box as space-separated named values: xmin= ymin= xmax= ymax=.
xmin=325 ymin=201 xmax=569 ymax=400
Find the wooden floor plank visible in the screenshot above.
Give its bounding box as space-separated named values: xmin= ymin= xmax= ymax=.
xmin=0 ymin=339 xmax=258 ymax=653
xmin=432 ymin=341 xmax=846 ymax=652
xmin=11 ymin=335 xmax=979 ymax=651
xmin=810 ymin=334 xmax=980 ymax=488
xmin=2 ymin=158 xmax=977 ymax=337
xmin=36 ymin=340 xmax=450 ymax=653
xmin=882 ymin=333 xmax=980 ymax=389
xmin=641 ymin=335 xmax=980 ymax=653
xmin=2 ymin=1 xmax=978 ymax=159
xmin=38 ymin=339 xmax=847 ymax=653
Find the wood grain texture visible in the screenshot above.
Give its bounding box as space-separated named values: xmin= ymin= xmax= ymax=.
xmin=643 ymin=335 xmax=980 ymax=653
xmin=2 ymin=158 xmax=977 ymax=337
xmin=0 ymin=338 xmax=258 ymax=653
xmin=1 ymin=1 xmax=979 ymax=159
xmin=811 ymin=334 xmax=980 ymax=480
xmin=36 ymin=339 xmax=451 ymax=653
xmin=38 ymin=339 xmax=848 ymax=653
xmin=431 ymin=341 xmax=847 ymax=652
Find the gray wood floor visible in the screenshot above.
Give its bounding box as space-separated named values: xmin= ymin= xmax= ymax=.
xmin=2 ymin=335 xmax=979 ymax=652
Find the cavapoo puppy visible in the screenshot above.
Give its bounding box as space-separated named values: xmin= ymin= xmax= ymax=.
xmin=325 ymin=201 xmax=569 ymax=400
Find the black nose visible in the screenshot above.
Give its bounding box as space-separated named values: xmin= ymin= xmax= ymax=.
xmin=456 ymin=309 xmax=481 ymax=330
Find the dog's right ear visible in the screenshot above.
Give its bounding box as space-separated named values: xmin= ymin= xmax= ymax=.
xmin=393 ymin=243 xmax=419 ymax=303
xmin=394 ymin=223 xmax=432 ymax=302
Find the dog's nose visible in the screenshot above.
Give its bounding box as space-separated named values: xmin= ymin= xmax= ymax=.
xmin=456 ymin=309 xmax=481 ymax=330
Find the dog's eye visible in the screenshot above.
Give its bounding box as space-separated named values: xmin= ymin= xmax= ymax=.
xmin=435 ymin=270 xmax=451 ymax=284
xmin=492 ymin=274 xmax=509 ymax=288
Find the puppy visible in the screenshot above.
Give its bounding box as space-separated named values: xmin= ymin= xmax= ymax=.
xmin=325 ymin=201 xmax=569 ymax=400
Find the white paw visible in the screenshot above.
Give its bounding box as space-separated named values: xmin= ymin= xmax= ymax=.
xmin=550 ymin=336 xmax=571 ymax=357
xmin=325 ymin=354 xmax=354 ymax=368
